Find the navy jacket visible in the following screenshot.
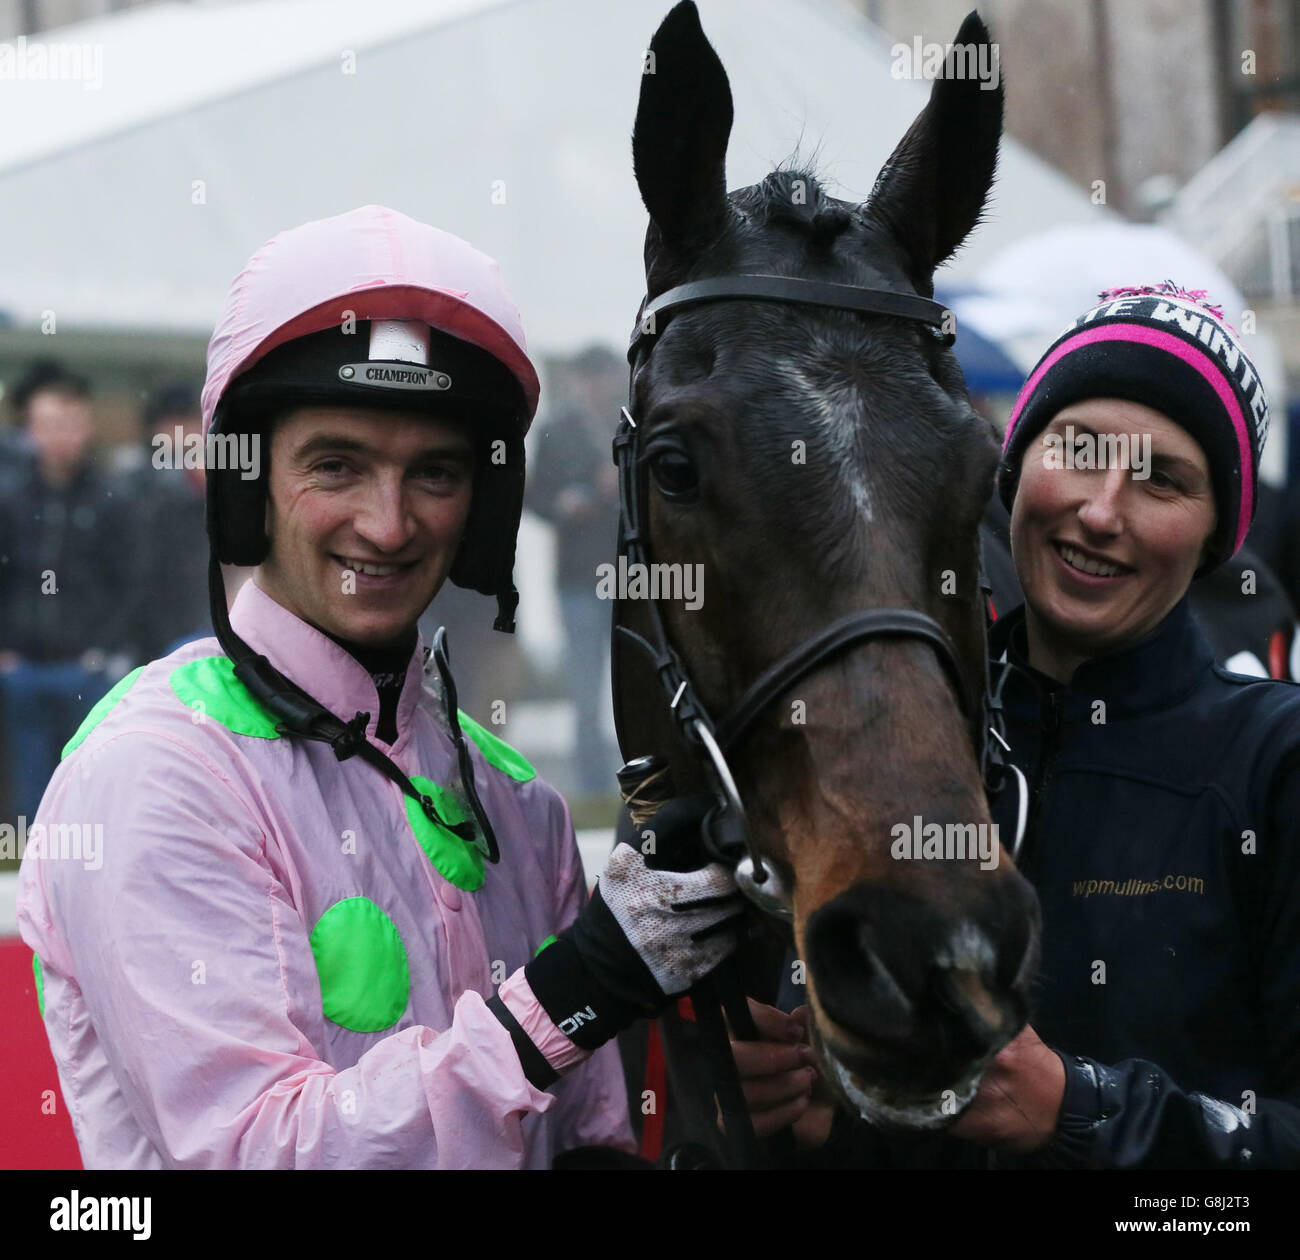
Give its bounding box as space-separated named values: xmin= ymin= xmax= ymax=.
xmin=985 ymin=597 xmax=1300 ymax=1168
xmin=0 ymin=459 xmax=137 ymax=661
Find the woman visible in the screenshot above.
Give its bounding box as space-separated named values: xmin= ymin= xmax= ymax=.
xmin=737 ymin=283 xmax=1300 ymax=1169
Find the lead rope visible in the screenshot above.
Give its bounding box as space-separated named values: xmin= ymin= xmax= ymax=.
xmin=690 ymin=963 xmax=764 ymax=1169
xmin=619 ymin=756 xmax=791 ymax=1169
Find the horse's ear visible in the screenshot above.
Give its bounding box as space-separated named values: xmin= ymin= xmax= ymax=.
xmin=863 ymin=10 xmax=1003 ymax=290
xmin=633 ymin=1 xmax=733 ymax=270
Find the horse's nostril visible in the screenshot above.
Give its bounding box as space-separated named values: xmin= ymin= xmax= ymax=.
xmin=806 ymin=887 xmax=1033 ymax=1073
xmin=857 ymin=930 xmax=915 ymax=1027
xmin=932 ymin=964 xmax=1009 ymax=1057
xmin=926 ymin=922 xmax=1015 ymax=1050
xmin=805 ymin=906 xmax=918 ymax=1043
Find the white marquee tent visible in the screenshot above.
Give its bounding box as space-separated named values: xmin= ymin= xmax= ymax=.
xmin=0 ymin=0 xmax=1114 ymax=674
xmin=0 ymin=0 xmax=1103 ymax=353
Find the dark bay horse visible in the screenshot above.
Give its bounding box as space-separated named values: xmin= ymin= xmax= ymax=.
xmin=617 ymin=2 xmax=1040 ymax=1132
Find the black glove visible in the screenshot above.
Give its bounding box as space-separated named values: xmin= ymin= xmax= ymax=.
xmin=524 ymin=795 xmax=744 ymax=1050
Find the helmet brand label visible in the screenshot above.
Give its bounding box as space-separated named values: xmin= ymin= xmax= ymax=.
xmin=339 ymin=363 xmax=452 ymax=391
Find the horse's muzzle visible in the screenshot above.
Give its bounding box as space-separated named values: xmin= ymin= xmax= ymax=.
xmin=801 ymin=873 xmax=1041 ymax=1115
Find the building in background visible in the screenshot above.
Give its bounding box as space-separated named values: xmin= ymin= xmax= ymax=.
xmin=858 ymin=0 xmax=1300 ymax=382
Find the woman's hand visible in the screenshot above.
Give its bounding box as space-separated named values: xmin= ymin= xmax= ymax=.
xmin=948 ymin=1023 xmax=1066 ymax=1152
xmin=725 ymin=999 xmax=836 ymax=1151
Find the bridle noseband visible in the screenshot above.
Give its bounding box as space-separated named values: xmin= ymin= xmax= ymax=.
xmin=613 ymin=273 xmax=1022 ymax=923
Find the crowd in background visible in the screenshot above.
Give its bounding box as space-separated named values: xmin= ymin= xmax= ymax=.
xmin=0 ymin=363 xmax=209 ymax=823
xmin=526 ymin=345 xmax=625 ymax=797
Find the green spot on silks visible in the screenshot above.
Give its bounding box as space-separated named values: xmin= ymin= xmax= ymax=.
xmin=309 ymin=897 xmax=410 ymax=1033
xmin=457 ymin=710 xmax=536 ymax=782
xmin=168 ymin=656 xmax=281 ymax=739
xmin=405 ymin=775 xmax=484 ymax=891
xmin=32 ymin=953 xmax=44 ymax=1018
xmin=534 ymin=934 xmax=558 ymax=957
xmin=61 ymin=667 xmax=145 ymax=759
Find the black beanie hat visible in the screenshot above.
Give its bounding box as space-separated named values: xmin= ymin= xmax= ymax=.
xmin=997 ymin=283 xmax=1270 ymax=572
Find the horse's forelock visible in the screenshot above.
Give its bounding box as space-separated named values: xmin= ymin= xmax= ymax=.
xmin=732 ymin=169 xmax=855 ymax=247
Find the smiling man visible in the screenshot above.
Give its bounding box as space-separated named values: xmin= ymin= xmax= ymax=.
xmin=17 ymin=206 xmax=741 ymax=1169
xmin=256 ymin=408 xmax=475 ymax=634
xmin=258 ymin=407 xmax=479 ymax=649
xmin=252 ymin=404 xmax=478 ymax=746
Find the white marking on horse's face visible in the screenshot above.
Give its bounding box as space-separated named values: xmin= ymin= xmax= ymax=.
xmin=934 ymin=921 xmax=996 ymax=973
xmin=777 ymin=359 xmax=874 ymax=523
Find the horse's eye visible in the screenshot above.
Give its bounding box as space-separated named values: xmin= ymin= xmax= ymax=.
xmin=649 ymin=449 xmax=699 ymax=500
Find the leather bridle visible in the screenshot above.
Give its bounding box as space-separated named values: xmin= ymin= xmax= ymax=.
xmin=612 ymin=273 xmax=1026 ymax=924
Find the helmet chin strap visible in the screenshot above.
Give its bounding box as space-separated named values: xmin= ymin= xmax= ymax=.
xmin=206 ymin=555 xmax=502 ymax=863
xmin=491 ymin=584 xmax=519 ymax=634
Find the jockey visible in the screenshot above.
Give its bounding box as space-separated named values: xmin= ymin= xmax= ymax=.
xmin=18 ymin=205 xmax=741 ymax=1168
